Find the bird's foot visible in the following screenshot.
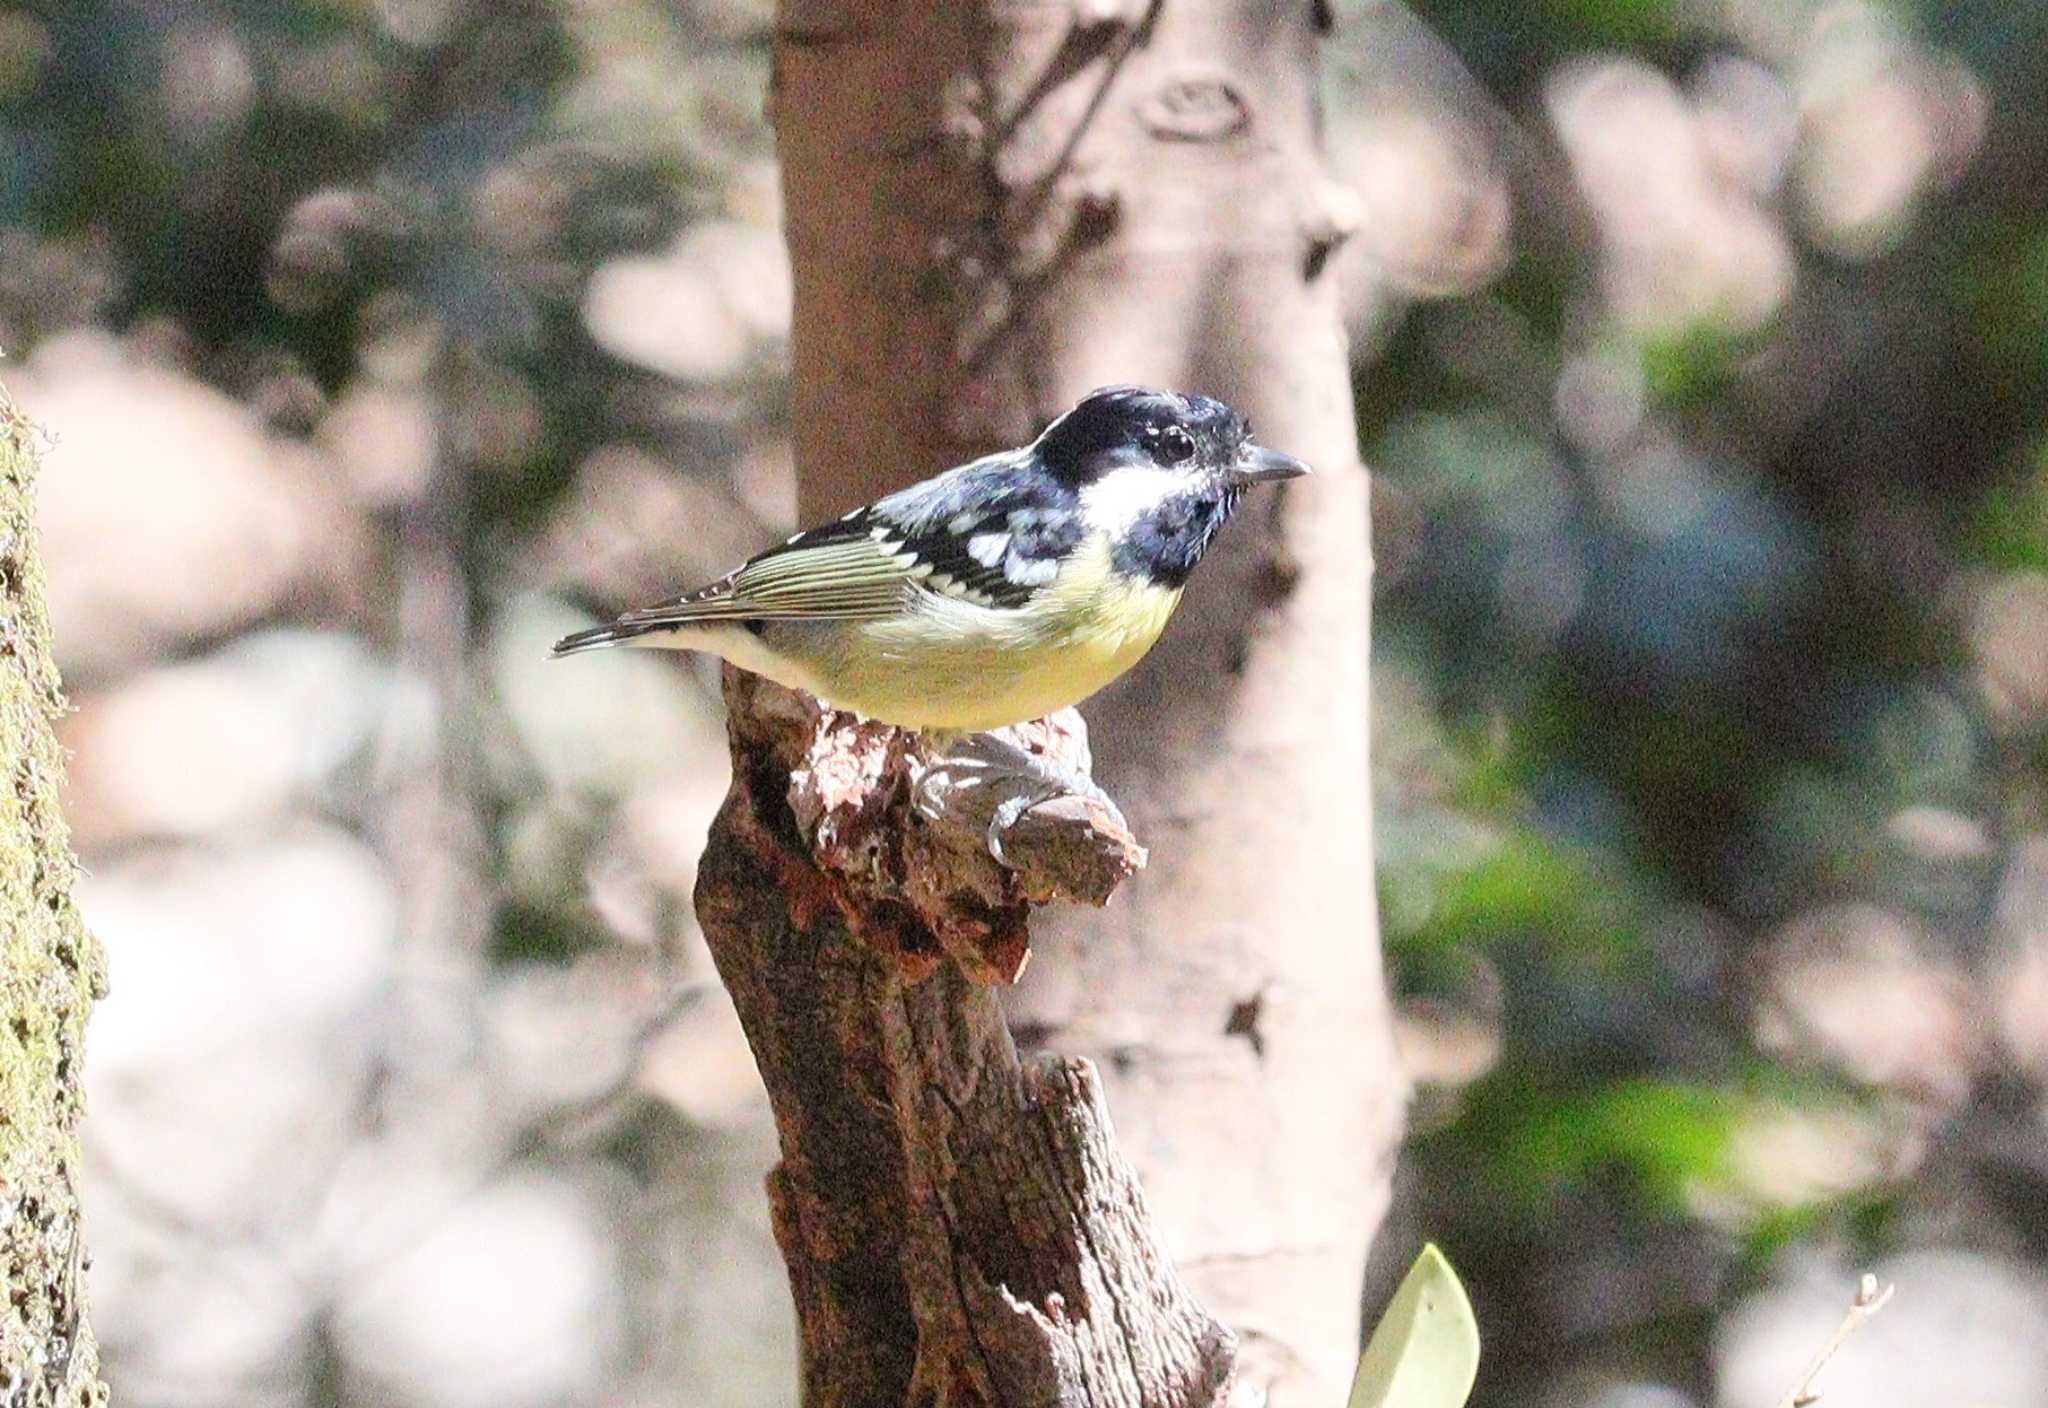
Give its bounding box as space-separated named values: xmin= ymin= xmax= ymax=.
xmin=911 ymin=723 xmax=1122 ymax=871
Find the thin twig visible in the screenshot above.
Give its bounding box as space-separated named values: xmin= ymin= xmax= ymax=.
xmin=1772 ymin=1273 xmax=1896 ymax=1408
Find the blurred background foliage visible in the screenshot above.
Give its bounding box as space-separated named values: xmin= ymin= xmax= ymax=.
xmin=3 ymin=0 xmax=2047 ymax=1405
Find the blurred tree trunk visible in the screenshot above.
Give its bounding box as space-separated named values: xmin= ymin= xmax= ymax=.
xmin=0 ymin=385 xmax=107 ymax=1405
xmin=762 ymin=2 xmax=1403 ymax=1404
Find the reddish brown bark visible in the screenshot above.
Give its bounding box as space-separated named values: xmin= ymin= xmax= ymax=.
xmin=696 ymin=673 xmax=1233 ymax=1405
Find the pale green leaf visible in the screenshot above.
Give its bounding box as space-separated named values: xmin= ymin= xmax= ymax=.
xmin=1346 ymin=1244 xmax=1481 ymax=1408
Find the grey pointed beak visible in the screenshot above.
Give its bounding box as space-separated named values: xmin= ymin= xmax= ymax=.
xmin=1231 ymin=443 xmax=1312 ymax=485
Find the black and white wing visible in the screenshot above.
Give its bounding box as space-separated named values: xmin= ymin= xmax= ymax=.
xmin=550 ymin=453 xmax=1083 ymax=655
xmin=868 ymin=452 xmax=1083 ymax=608
xmin=551 ymin=511 xmax=914 ymax=655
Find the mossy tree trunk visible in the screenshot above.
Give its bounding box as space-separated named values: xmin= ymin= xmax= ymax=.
xmin=0 ymin=384 xmax=107 ymax=1406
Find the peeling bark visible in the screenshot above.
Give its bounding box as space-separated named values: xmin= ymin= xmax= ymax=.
xmin=0 ymin=385 xmax=108 ymax=1406
xmin=697 ymin=671 xmax=1233 ymax=1406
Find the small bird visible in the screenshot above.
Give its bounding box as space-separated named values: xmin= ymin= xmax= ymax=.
xmin=551 ymin=385 xmax=1308 ymax=733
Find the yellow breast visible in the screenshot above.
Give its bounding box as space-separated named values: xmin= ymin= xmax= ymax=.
xmin=820 ymin=535 xmax=1183 ymax=730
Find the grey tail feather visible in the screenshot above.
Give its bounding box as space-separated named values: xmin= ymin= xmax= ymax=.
xmin=550 ymin=620 xmax=671 ymax=658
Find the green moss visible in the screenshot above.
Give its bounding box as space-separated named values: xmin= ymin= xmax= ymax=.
xmin=0 ymin=379 xmax=107 ymax=1406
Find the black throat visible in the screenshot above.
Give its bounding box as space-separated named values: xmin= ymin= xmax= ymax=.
xmin=1108 ymin=486 xmax=1242 ymax=589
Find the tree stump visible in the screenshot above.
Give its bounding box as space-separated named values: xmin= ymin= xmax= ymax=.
xmin=695 ymin=668 xmax=1236 ymax=1408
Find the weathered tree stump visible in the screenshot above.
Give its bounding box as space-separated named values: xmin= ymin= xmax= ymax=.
xmin=695 ymin=668 xmax=1235 ymax=1408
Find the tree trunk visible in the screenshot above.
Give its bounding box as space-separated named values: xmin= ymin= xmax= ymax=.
xmin=724 ymin=2 xmax=1403 ymax=1403
xmin=0 ymin=385 xmax=108 ymax=1406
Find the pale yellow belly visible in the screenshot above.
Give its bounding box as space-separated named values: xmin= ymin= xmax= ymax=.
xmin=776 ymin=561 xmax=1181 ymax=728
xmin=664 ymin=537 xmax=1185 ymax=732
xmin=829 ymin=605 xmax=1172 ymax=730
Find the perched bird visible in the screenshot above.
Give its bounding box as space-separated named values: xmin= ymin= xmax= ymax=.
xmin=551 ymin=385 xmax=1308 ymax=733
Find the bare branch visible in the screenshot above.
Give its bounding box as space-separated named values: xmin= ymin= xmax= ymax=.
xmin=1771 ymin=1274 xmax=1896 ymax=1408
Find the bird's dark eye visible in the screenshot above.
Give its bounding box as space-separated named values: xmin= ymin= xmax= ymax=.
xmin=1151 ymin=425 xmax=1196 ymax=465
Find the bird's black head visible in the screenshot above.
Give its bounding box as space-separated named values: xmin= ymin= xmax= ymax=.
xmin=1033 ymin=385 xmax=1310 ymax=588
xmin=1035 ymin=385 xmax=1246 ymax=485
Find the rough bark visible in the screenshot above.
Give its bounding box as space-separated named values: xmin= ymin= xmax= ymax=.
xmin=696 ymin=670 xmax=1234 ymax=1405
xmin=0 ymin=385 xmax=108 ymax=1406
xmin=769 ymin=3 xmax=1403 ymax=1404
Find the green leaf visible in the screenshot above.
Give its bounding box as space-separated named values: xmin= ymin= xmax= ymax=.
xmin=1347 ymin=1244 xmax=1481 ymax=1408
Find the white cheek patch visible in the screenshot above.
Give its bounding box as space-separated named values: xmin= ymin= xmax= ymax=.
xmin=967 ymin=532 xmax=1011 ymax=567
xmin=1079 ymin=466 xmax=1188 ymax=534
